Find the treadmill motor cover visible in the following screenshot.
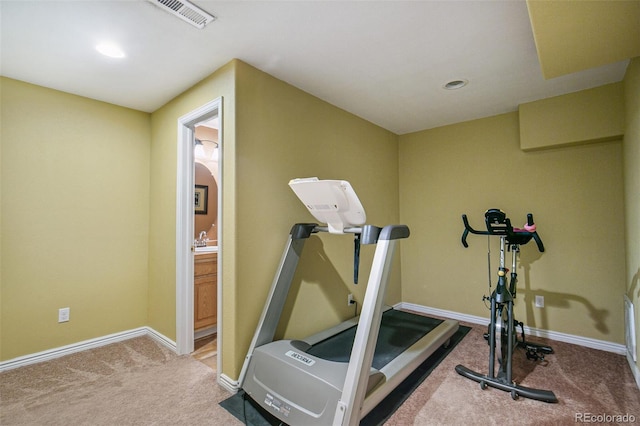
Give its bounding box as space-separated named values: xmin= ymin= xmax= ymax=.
xmin=243 ymin=340 xmax=351 ymax=424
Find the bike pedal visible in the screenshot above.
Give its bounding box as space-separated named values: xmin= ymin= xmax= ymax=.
xmin=526 ymin=349 xmax=544 ymax=361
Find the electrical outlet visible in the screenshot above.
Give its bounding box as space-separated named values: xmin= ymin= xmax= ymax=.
xmin=348 ymin=294 xmax=355 ymax=306
xmin=58 ymin=307 xmax=70 ymax=323
xmin=535 ymin=295 xmax=544 ymax=308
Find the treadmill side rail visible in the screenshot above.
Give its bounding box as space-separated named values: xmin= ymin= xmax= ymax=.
xmin=362 ymin=319 xmax=458 ymax=417
xmin=238 ymin=224 xmax=315 ymax=388
xmin=336 ymin=227 xmax=403 ymax=426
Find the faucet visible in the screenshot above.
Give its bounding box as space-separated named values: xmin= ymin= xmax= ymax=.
xmin=195 ymin=231 xmax=208 ymax=247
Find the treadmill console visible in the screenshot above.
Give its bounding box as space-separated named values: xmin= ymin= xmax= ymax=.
xmin=289 ymin=177 xmax=366 ymax=234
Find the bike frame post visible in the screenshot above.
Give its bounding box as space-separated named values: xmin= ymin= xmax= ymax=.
xmin=499 ymin=236 xmax=505 ymax=274
xmin=510 ymin=244 xmax=519 ymax=296
xmin=507 ymin=300 xmax=514 ymax=383
xmin=489 ymin=297 xmax=497 ymax=378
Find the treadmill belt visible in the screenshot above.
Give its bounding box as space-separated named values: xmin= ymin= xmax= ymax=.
xmin=306 ymin=309 xmax=443 ymax=370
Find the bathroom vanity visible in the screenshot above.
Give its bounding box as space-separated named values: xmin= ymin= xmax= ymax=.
xmin=194 ymin=251 xmax=217 ymax=330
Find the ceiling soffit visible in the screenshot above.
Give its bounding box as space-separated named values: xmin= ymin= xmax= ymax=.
xmin=527 ymin=0 xmax=640 ymax=79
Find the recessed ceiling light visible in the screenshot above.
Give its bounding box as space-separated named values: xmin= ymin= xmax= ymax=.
xmin=443 ymin=79 xmax=468 ymax=90
xmin=96 ymin=43 xmax=126 ymax=59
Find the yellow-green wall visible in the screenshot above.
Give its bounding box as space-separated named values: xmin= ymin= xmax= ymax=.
xmin=230 ymin=61 xmax=400 ymax=378
xmin=0 ymin=77 xmax=151 ymax=360
xmin=624 ymin=57 xmax=640 ymax=368
xmin=398 ymin=111 xmax=626 ymax=343
xmin=147 ymin=60 xmax=236 ymax=345
xmin=519 ymin=82 xmax=624 ymax=150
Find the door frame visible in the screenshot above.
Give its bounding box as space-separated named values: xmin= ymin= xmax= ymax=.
xmin=176 ymin=98 xmax=222 ymax=363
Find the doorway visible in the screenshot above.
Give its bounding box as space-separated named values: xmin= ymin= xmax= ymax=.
xmin=176 ymin=99 xmax=222 ymax=378
xmin=191 ymin=117 xmax=219 ymax=369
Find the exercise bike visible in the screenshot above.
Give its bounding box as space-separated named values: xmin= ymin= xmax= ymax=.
xmin=455 ymin=209 xmax=558 ymax=403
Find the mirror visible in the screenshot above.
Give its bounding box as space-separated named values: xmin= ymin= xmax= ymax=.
xmin=194 ymin=119 xmax=219 ymax=248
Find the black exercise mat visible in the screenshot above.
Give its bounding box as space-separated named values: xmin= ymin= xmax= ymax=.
xmin=219 ymin=390 xmax=283 ymax=426
xmin=220 ymin=319 xmax=471 ymax=426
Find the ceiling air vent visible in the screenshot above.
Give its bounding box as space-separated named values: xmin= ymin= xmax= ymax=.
xmin=148 ymin=0 xmax=215 ymax=29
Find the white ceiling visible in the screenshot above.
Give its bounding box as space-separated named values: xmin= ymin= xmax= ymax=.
xmin=0 ymin=0 xmax=629 ymax=135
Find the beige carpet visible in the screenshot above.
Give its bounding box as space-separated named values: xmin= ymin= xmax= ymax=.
xmin=2 ymin=325 xmax=640 ymax=425
xmin=0 ymin=336 xmax=239 ymax=425
xmin=385 ymin=323 xmax=640 ymax=425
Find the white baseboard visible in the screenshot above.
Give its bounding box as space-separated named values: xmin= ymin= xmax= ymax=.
xmin=0 ymin=327 xmax=177 ymax=372
xmin=144 ymin=327 xmax=178 ymax=352
xmin=219 ymin=373 xmax=240 ymax=393
xmin=4 ymin=305 xmax=634 ymax=390
xmin=396 ymin=302 xmax=627 ymax=355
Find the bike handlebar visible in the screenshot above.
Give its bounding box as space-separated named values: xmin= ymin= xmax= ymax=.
xmin=461 ymin=210 xmax=545 ymax=252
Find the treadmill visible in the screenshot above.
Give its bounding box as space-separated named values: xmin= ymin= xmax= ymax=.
xmin=238 ymin=178 xmax=458 ymax=425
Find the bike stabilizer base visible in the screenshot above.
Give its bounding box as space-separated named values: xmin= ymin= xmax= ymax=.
xmin=455 ymin=364 xmax=558 ymax=403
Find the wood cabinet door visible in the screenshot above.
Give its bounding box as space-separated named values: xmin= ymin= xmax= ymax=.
xmin=194 ymin=254 xmax=217 ymax=330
